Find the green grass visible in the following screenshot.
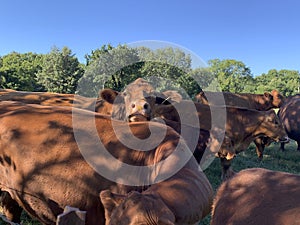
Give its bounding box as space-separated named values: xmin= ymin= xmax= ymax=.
xmin=1 ymin=142 xmax=299 ymax=225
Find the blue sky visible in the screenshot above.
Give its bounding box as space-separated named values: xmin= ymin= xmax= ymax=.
xmin=1 ymin=0 xmax=299 ymax=76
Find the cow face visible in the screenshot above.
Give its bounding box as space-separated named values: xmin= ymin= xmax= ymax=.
xmin=122 ymin=79 xmax=154 ymax=122
xmin=259 ymin=110 xmax=288 ymax=142
xmin=100 ymin=190 xmax=175 ymax=225
xmin=264 ymin=90 xmax=286 ymax=109
xmin=99 ymin=78 xmax=182 ymax=122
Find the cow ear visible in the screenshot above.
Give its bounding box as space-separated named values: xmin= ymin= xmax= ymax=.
xmin=264 ymin=92 xmax=271 ymax=98
xmin=99 ymin=89 xmax=119 ymax=104
xmin=271 ymin=89 xmax=279 ymax=96
xmin=162 ymin=90 xmax=182 ymax=103
xmin=99 ymin=190 xmax=125 ymax=223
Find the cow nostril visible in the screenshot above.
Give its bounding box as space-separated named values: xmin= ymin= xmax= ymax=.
xmin=131 ymin=103 xmax=135 ymax=108
xmin=144 ymin=104 xmax=149 ymax=110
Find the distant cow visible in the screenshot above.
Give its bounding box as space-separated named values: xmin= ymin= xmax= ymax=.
xmin=195 ymin=90 xmax=286 ymax=160
xmin=195 ymin=89 xmax=285 ymax=110
xmin=211 ymin=168 xmax=300 ymax=225
xmin=278 ymin=94 xmax=300 ymax=151
xmin=0 ymin=101 xmax=213 ymax=225
xmin=154 ymin=101 xmax=288 ymax=179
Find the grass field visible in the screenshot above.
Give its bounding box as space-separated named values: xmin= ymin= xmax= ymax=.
xmin=1 ymin=141 xmax=299 ymax=225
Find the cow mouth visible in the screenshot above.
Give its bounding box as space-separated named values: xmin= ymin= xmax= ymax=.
xmin=128 ymin=114 xmax=150 ymax=122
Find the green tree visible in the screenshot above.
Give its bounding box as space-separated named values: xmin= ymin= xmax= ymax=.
xmin=85 ymin=44 xmax=114 ymax=66
xmin=208 ymin=59 xmax=254 ymax=92
xmin=36 ymin=46 xmax=84 ymax=93
xmin=78 ymin=44 xmax=141 ymax=96
xmin=255 ymin=69 xmax=300 ymax=96
xmin=136 ymin=47 xmax=194 ymax=97
xmin=0 ymin=52 xmax=43 ymax=91
xmin=178 ymin=67 xmax=214 ymax=98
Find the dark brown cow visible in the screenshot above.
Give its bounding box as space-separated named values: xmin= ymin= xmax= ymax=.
xmin=195 ymin=90 xmax=286 ymax=160
xmin=211 ymin=168 xmax=300 ymax=225
xmin=195 ymin=89 xmax=285 ymax=109
xmin=154 ymin=101 xmax=288 ymax=179
xmin=278 ymin=94 xmax=300 ymax=151
xmin=0 ymin=101 xmax=213 ymax=225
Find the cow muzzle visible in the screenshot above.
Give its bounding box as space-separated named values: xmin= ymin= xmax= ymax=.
xmin=128 ymin=100 xmax=151 ymax=122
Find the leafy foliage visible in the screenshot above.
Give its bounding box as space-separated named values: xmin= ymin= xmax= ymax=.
xmin=36 ymin=46 xmax=84 ymax=93
xmin=78 ymin=44 xmax=141 ymax=96
xmin=255 ymin=69 xmax=300 ymax=96
xmin=0 ymin=52 xmax=43 ymax=91
xmin=208 ymin=59 xmax=254 ymax=93
xmin=0 ymin=44 xmax=299 ymax=97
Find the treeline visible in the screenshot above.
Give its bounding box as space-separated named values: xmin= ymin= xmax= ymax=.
xmin=0 ymin=44 xmax=299 ymax=97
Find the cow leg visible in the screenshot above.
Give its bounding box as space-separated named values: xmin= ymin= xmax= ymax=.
xmin=254 ymin=138 xmax=264 ymax=160
xmin=0 ymin=191 xmax=22 ymax=223
xmin=280 ymin=142 xmax=285 ymax=151
xmin=220 ymin=158 xmax=235 ymax=181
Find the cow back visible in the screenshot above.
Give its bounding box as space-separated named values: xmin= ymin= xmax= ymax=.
xmin=211 ymin=168 xmax=300 ymax=225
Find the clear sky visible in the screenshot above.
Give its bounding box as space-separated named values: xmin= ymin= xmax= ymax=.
xmin=1 ymin=0 xmax=299 ymax=76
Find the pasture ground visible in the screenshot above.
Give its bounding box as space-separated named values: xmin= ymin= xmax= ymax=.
xmin=1 ymin=141 xmax=299 ymax=225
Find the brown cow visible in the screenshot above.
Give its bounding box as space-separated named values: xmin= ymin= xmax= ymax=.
xmin=278 ymin=94 xmax=300 ymax=151
xmin=195 ymin=90 xmax=286 ymax=160
xmin=195 ymin=89 xmax=285 ymax=109
xmin=0 ymin=80 xmax=181 ymax=222
xmin=154 ymin=101 xmax=288 ymax=179
xmin=211 ymin=168 xmax=300 ymax=225
xmin=0 ymin=79 xmax=181 ymax=122
xmin=0 ymin=89 xmax=113 ymax=115
xmin=0 ymin=101 xmax=213 ymax=225
xmin=99 ymin=78 xmax=182 ymax=122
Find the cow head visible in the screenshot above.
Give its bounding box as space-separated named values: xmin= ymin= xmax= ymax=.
xmin=270 ymin=89 xmax=285 ymax=108
xmin=263 ymin=90 xmax=286 ymax=109
xmin=100 ymin=190 xmax=175 ymax=225
xmin=195 ymin=91 xmax=208 ymax=104
xmin=99 ymin=78 xmax=182 ymax=122
xmin=258 ymin=110 xmax=289 ymax=143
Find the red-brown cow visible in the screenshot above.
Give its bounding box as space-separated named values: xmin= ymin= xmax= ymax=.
xmin=211 ymin=168 xmax=300 ymax=225
xmin=99 ymin=78 xmax=182 ymax=122
xmin=0 ymin=88 xmax=113 ymax=115
xmin=154 ymin=101 xmax=288 ymax=179
xmin=0 ymin=80 xmax=181 ymax=223
xmin=0 ymin=101 xmax=213 ymax=225
xmin=195 ymin=90 xmax=286 ymax=160
xmin=278 ymin=94 xmax=300 ymax=151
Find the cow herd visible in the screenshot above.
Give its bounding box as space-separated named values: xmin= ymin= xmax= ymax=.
xmin=0 ymin=78 xmax=299 ymax=225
